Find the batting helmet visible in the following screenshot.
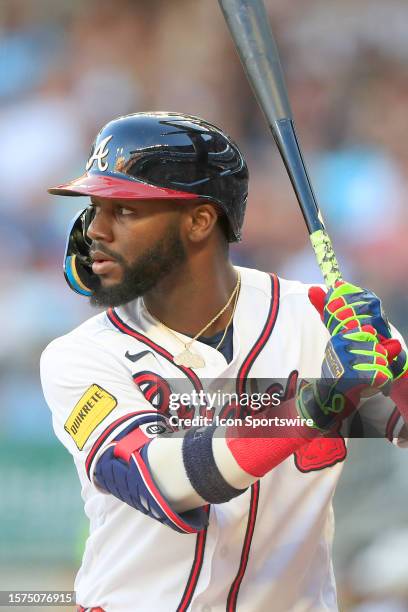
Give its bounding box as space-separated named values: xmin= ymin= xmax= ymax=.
xmin=48 ymin=112 xmax=248 ymax=296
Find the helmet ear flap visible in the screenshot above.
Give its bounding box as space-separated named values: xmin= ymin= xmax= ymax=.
xmin=64 ymin=208 xmax=98 ymax=296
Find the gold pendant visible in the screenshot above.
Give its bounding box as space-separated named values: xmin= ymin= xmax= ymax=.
xmin=174 ymin=349 xmax=205 ymax=369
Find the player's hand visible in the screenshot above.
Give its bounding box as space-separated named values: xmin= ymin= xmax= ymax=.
xmin=297 ymin=328 xmax=397 ymax=432
xmin=308 ymin=280 xmax=392 ymax=339
xmin=308 ymin=279 xmax=407 ymax=381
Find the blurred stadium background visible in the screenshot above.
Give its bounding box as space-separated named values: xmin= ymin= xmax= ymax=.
xmin=1 ymin=0 xmax=408 ymax=610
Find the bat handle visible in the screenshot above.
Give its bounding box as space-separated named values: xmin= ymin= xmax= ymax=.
xmin=310 ymin=229 xmax=342 ymax=288
xmin=273 ymin=119 xmax=342 ymax=288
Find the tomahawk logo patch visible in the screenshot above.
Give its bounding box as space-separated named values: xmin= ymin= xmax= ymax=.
xmin=64 ymin=384 xmax=117 ymax=449
xmin=86 ymin=135 xmax=112 ymax=172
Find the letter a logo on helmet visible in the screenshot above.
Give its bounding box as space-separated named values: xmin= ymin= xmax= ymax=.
xmin=85 ymin=135 xmax=113 ymax=172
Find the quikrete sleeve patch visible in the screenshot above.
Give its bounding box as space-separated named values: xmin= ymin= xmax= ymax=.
xmin=64 ymin=384 xmax=117 ymax=450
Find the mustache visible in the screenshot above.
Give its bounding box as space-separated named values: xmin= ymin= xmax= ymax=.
xmin=89 ymin=242 xmax=125 ymax=264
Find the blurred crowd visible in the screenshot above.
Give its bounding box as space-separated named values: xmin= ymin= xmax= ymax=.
xmin=1 ymin=0 xmax=408 ymax=608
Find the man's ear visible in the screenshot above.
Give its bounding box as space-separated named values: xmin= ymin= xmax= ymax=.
xmin=183 ymin=203 xmax=219 ymax=243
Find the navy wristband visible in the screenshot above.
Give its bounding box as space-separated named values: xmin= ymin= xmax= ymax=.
xmin=182 ymin=426 xmax=246 ymax=504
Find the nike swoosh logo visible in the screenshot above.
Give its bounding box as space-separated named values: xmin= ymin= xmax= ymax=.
xmin=125 ymin=349 xmax=151 ymax=363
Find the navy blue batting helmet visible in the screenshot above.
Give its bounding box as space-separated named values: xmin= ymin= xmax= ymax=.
xmin=48 ymin=112 xmax=249 ymax=295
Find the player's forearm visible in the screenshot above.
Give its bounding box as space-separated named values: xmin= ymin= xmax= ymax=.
xmin=147 ymin=430 xmax=261 ymax=513
xmin=147 ymin=437 xmax=209 ymax=512
xmin=148 ymin=397 xmax=320 ymax=513
xmin=149 ymin=429 xmax=266 ymax=512
xmin=148 ymin=436 xmax=310 ymax=513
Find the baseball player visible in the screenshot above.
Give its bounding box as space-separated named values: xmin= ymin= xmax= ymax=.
xmin=41 ymin=112 xmax=408 ymax=612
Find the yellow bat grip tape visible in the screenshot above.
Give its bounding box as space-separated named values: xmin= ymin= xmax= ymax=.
xmin=310 ymin=229 xmax=342 ymax=288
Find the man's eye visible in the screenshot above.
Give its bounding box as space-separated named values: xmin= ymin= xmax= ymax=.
xmin=117 ymin=207 xmax=134 ymax=216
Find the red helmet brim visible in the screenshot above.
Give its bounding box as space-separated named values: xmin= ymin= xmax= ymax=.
xmin=48 ymin=173 xmax=201 ymax=200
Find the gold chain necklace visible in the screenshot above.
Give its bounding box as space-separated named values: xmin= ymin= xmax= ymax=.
xmin=146 ymin=271 xmax=241 ymax=369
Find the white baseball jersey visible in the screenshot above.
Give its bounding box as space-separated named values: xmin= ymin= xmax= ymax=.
xmin=40 ymin=266 xmax=405 ymax=612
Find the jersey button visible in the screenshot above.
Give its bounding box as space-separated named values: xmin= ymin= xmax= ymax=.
xmin=220 ymin=545 xmax=228 ymax=557
xmin=202 ymin=605 xmax=211 ymax=612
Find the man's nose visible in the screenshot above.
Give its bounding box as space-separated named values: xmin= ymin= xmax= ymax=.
xmin=87 ymin=209 xmax=114 ymax=242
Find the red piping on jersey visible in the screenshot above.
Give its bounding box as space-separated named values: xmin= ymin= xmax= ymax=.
xmin=386 ymin=407 xmax=400 ymax=442
xmin=226 ymin=482 xmax=260 ymax=612
xmin=227 ymin=273 xmax=279 ymax=610
xmin=177 ymin=505 xmax=211 ymax=612
xmin=107 ymin=308 xmax=204 ymax=394
xmin=236 ymin=274 xmax=280 ymax=395
xmin=85 ymin=410 xmax=156 ymax=479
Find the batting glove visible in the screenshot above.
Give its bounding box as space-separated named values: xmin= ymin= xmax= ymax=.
xmin=297 ymin=328 xmax=399 ymax=432
xmin=309 ymin=279 xmax=407 ymax=381
xmin=308 ymin=280 xmax=392 ymax=338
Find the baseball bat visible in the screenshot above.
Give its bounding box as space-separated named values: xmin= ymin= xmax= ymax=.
xmin=218 ymin=0 xmax=342 ymax=287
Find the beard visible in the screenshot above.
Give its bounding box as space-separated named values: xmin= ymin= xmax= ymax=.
xmin=89 ymin=223 xmax=186 ymax=308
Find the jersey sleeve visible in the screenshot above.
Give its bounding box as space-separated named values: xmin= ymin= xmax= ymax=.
xmin=40 ymin=333 xmax=166 ymax=481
